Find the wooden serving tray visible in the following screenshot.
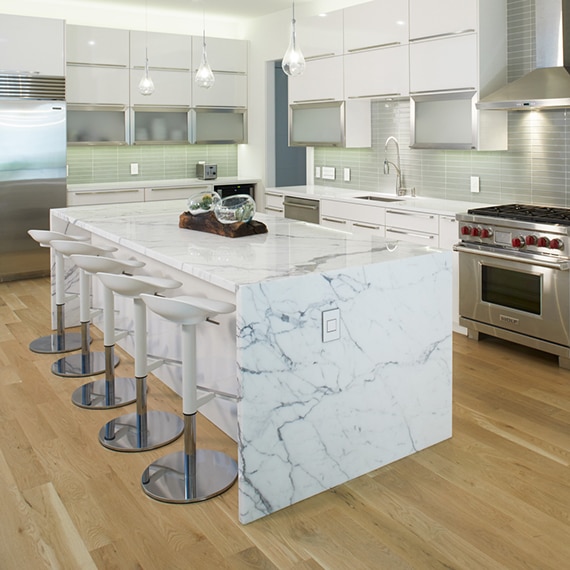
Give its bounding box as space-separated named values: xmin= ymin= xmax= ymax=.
xmin=179 ymin=211 xmax=268 ymax=238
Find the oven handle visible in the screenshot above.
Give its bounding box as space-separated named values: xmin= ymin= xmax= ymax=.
xmin=453 ymin=244 xmax=570 ymax=271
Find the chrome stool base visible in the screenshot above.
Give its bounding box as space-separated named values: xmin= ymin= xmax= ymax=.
xmin=71 ymin=377 xmax=137 ymax=409
xmin=99 ymin=410 xmax=183 ymax=452
xmin=51 ymin=351 xmax=119 ymax=378
xmin=29 ymin=332 xmax=83 ymax=354
xmin=141 ymin=449 xmax=237 ymax=504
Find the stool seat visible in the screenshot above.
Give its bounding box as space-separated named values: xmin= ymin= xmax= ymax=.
xmin=68 ymin=254 xmax=146 ymax=410
xmin=139 ymin=293 xmax=237 ymax=504
xmin=27 ymin=230 xmax=88 ymax=355
xmin=49 ymin=241 xmax=119 ymax=378
xmin=96 ymin=273 xmax=183 ymax=452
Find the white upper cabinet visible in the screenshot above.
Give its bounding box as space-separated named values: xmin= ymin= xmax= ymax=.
xmin=130 ymin=69 xmax=191 ymax=106
xmin=344 ymin=0 xmax=408 ymax=53
xmin=289 ymin=56 xmax=344 ymax=103
xmin=409 ymin=0 xmax=477 ymax=40
xmin=0 ymin=14 xmax=64 ymax=76
xmin=345 ymin=45 xmax=409 ymax=99
xmin=67 ymin=67 xmax=130 ymax=105
xmin=191 ymin=37 xmax=247 ymax=73
xmin=193 ymin=74 xmax=247 ymax=108
xmin=295 ymin=10 xmax=344 ymax=59
xmin=131 ymin=31 xmax=191 ymax=70
xmin=66 ymin=25 xmax=129 ymax=67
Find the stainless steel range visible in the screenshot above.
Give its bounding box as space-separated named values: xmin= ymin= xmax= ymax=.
xmin=454 ymin=204 xmax=570 ymax=368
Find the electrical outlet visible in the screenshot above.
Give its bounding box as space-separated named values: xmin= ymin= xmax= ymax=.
xmin=130 ymin=163 xmax=139 ymax=175
xmin=343 ymin=168 xmax=351 ymax=182
xmin=322 ymin=166 xmax=335 ymax=180
xmin=470 ymin=175 xmax=480 ymax=193
xmin=315 ymin=166 xmax=321 ymax=179
xmin=322 ymin=308 xmax=340 ymax=343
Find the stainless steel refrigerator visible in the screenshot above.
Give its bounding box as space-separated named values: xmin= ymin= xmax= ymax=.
xmin=0 ymin=75 xmax=66 ymax=282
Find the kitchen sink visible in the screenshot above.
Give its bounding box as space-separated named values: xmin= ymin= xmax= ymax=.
xmin=354 ymin=195 xmax=404 ymax=202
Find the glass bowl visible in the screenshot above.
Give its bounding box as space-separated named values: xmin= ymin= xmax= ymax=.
xmin=214 ymin=194 xmax=256 ymax=225
xmin=186 ymin=190 xmax=221 ymax=215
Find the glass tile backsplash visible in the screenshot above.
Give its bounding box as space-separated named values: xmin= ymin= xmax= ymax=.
xmin=67 ymin=144 xmax=238 ymax=184
xmin=315 ymin=0 xmax=570 ymax=207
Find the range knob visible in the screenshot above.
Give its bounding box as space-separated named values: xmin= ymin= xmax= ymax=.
xmin=470 ymin=226 xmax=481 ymax=237
xmin=537 ymin=237 xmax=550 ymax=248
xmin=525 ymin=235 xmax=537 ymax=246
xmin=481 ymin=228 xmax=493 ymax=239
xmin=512 ymin=236 xmax=525 ymax=248
xmin=550 ymin=238 xmax=564 ymax=250
xmin=460 ymin=225 xmax=471 ymax=236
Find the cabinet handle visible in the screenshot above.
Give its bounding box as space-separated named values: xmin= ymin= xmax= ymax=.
xmin=387 ymin=210 xmax=435 ymax=220
xmin=387 ymin=228 xmax=435 ymax=240
xmin=322 ymin=217 xmax=347 ymax=224
xmin=409 ymin=29 xmax=475 ymax=43
xmin=150 ymin=186 xmax=208 ymax=192
xmin=348 ymin=93 xmax=401 ymax=99
xmin=353 ymin=222 xmax=380 ymax=230
xmin=78 ymin=189 xmax=140 ymax=195
xmin=67 ymin=62 xmax=128 ymax=69
xmin=306 ymin=52 xmax=336 ymax=60
xmin=347 ymin=41 xmax=400 ymax=53
xmin=284 ymin=201 xmax=319 ymax=210
xmin=410 ymin=87 xmax=476 ymax=95
xmin=291 ymin=98 xmax=337 ymax=104
xmin=266 ymin=206 xmax=284 ymax=212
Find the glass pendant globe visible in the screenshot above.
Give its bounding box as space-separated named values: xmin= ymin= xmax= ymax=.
xmin=195 ymin=48 xmax=215 ymax=89
xmin=139 ymin=72 xmax=155 ymax=96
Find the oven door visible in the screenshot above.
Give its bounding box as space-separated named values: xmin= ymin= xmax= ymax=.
xmin=456 ymin=245 xmax=570 ymax=346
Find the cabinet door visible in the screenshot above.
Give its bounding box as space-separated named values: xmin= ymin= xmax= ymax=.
xmin=130 ymin=69 xmax=191 ymax=106
xmin=409 ymin=34 xmax=477 ymax=93
xmin=295 ymin=10 xmax=344 ymax=59
xmin=131 ymin=31 xmax=191 ymax=70
xmin=144 ymin=185 xmax=210 ymax=202
xmin=67 ymin=66 xmax=129 ymax=105
xmin=66 ymin=25 xmax=129 ymax=67
xmin=409 ymin=0 xmax=477 ymax=40
xmin=67 ymin=188 xmax=144 ymax=206
xmin=193 ymin=73 xmax=247 ymax=108
xmin=265 ymin=192 xmax=284 ymax=216
xmin=0 ymin=15 xmax=64 ymax=76
xmin=192 ymin=37 xmax=247 ymax=73
xmin=289 ymin=57 xmax=343 ymax=103
xmin=386 ymin=209 xmax=439 ymax=233
xmin=345 ymin=45 xmax=408 ymax=99
xmin=344 ymin=0 xmax=408 ymax=52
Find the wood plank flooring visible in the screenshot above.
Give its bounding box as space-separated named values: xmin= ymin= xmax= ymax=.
xmin=1 ymin=277 xmax=569 ymax=569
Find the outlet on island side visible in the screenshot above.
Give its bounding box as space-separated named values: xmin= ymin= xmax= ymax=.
xmin=322 ymin=308 xmax=340 ymax=343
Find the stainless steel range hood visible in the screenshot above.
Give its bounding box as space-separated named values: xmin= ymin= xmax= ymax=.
xmin=478 ymin=0 xmax=570 ymax=110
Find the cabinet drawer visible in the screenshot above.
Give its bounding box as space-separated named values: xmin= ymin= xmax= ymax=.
xmin=321 ymin=200 xmax=385 ymax=225
xmin=144 ymin=186 xmax=209 ymax=202
xmin=386 ymin=209 xmax=438 ymax=233
xmin=385 ymin=228 xmax=438 ymax=246
xmin=265 ymin=192 xmax=284 ymax=212
xmin=68 ymin=188 xmax=144 ymax=206
xmin=351 ymin=221 xmax=385 ymax=237
xmin=320 ymin=216 xmax=351 ymax=231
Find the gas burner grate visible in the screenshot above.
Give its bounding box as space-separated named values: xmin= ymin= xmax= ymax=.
xmin=467 ymin=204 xmax=570 ymax=225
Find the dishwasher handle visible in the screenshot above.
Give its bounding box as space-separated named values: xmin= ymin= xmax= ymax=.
xmin=283 ymin=200 xmax=319 ymax=210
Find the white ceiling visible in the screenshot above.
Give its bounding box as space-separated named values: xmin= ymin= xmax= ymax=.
xmin=87 ymin=0 xmax=309 ymax=19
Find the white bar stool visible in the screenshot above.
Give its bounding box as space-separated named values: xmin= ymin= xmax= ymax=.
xmin=27 ymin=230 xmax=88 ymax=354
xmin=140 ymin=294 xmax=238 ymax=503
xmin=96 ymin=273 xmax=184 ymax=452
xmin=68 ymin=254 xmax=145 ymax=409
xmin=49 ymin=240 xmax=119 ymax=378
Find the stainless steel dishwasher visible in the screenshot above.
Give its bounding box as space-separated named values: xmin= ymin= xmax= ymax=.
xmin=283 ymin=196 xmax=320 ymax=224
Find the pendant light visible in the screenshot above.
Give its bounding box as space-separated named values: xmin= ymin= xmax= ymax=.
xmin=282 ymin=1 xmax=305 ymax=77
xmin=195 ymin=10 xmax=215 ymax=89
xmin=138 ymin=0 xmax=155 ymax=95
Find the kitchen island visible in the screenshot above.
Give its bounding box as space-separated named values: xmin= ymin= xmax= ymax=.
xmin=51 ymin=200 xmax=452 ymax=524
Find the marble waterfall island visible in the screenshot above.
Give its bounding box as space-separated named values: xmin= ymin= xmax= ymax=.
xmin=51 ymin=200 xmax=453 ymax=524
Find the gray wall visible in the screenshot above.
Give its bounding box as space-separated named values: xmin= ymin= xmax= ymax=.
xmin=315 ymin=0 xmax=570 ymax=207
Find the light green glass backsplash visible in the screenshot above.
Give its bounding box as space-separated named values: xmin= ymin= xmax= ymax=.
xmin=315 ymin=0 xmax=570 ymax=207
xmin=67 ymin=144 xmax=238 ymax=184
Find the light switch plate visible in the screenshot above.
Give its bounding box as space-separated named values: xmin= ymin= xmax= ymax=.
xmin=322 ymin=166 xmax=335 ymax=180
xmin=322 ymin=308 xmax=340 ymax=343
xmin=470 ymin=175 xmax=480 ymax=193
xmin=130 ymin=163 xmax=139 ymax=175
xmin=343 ymin=168 xmax=351 ymax=182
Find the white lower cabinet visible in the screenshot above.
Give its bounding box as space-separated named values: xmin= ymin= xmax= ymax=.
xmin=144 ymin=185 xmax=209 ymax=202
xmin=385 ymin=208 xmax=439 ymax=245
xmin=264 ymin=191 xmax=284 ymax=216
xmin=320 ymin=199 xmax=385 ymax=236
xmin=67 ymin=187 xmax=144 ymax=206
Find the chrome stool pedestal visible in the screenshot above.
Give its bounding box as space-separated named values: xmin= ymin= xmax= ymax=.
xmin=140 ymin=294 xmax=237 ymax=503
xmin=49 ymin=241 xmax=119 ymax=378
xmin=96 ymin=273 xmax=184 ymax=452
xmin=27 ymin=230 xmax=87 ymax=354
xmin=69 ymin=255 xmax=145 ymax=409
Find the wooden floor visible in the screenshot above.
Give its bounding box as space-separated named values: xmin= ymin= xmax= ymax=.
xmin=1 ymin=277 xmax=569 ymax=569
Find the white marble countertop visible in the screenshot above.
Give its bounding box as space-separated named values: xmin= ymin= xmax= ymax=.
xmin=266 ymin=185 xmax=492 ymax=216
xmin=52 ymin=199 xmax=441 ymax=293
xmin=68 ymin=177 xmax=261 ymax=192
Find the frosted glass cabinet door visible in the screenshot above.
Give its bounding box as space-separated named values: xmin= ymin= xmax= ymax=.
xmin=66 ymin=25 xmax=129 ymax=66
xmin=131 ymin=31 xmax=191 ymax=70
xmin=409 ymin=0 xmax=477 ymax=40
xmin=289 ymin=57 xmax=344 ymax=103
xmin=345 ymin=45 xmax=409 ymax=99
xmin=344 ymin=0 xmax=408 ymax=52
xmin=0 ymin=15 xmax=64 ymax=76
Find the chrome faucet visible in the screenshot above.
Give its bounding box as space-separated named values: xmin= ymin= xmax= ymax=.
xmin=384 ymin=136 xmax=405 ymax=196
